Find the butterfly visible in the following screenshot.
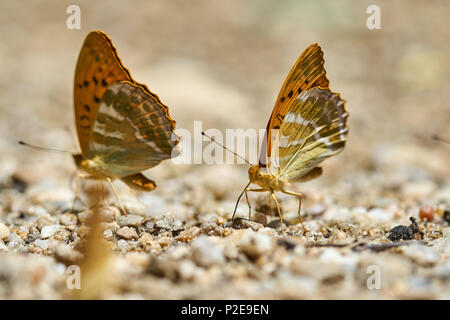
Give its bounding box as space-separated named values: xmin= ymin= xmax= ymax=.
xmin=232 ymin=43 xmax=348 ymax=233
xmin=72 ymin=30 xmax=180 ymax=215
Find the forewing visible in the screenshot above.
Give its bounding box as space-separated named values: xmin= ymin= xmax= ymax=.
xmin=87 ymin=81 xmax=180 ymax=178
xmin=74 ymin=31 xmax=133 ymax=155
xmin=259 ymin=44 xmax=329 ymax=166
xmin=270 ymin=87 xmax=348 ymax=180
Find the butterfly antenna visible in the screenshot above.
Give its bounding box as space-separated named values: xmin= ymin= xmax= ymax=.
xmin=201 ymin=131 xmax=251 ymax=165
xmin=432 ymin=134 xmax=450 ymax=144
xmin=64 ymin=125 xmax=80 ymax=153
xmin=232 ymin=181 xmax=251 ymax=220
xmin=18 ymin=141 xmax=73 ymax=154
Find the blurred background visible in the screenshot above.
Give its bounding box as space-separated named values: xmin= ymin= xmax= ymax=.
xmin=0 ymin=0 xmax=449 ymax=214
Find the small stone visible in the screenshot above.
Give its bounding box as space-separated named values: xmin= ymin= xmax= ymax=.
xmin=239 ymin=230 xmax=274 ymax=259
xmin=175 ymin=226 xmax=200 ymax=243
xmin=419 ymin=205 xmax=434 ymax=221
xmin=157 ymin=236 xmax=173 ymax=248
xmin=230 ymin=217 xmax=264 ymax=231
xmin=367 ymin=207 xmax=394 ymax=224
xmin=40 ymin=225 xmax=59 ymax=239
xmin=53 ymin=229 xmax=71 ymax=242
xmin=36 ymin=214 xmax=57 ymax=230
xmin=0 ymin=240 xmax=8 ymax=253
xmin=178 ymin=260 xmax=198 ymax=280
xmin=191 ymin=236 xmax=225 ymax=267
xmin=116 ymin=226 xmax=139 ymax=240
xmin=101 ymin=206 xmax=120 ymax=222
xmin=138 ymin=233 xmax=153 ymax=247
xmin=55 ymin=244 xmax=82 ymax=265
xmin=7 ymin=232 xmax=24 ymax=247
xmin=277 ymin=238 xmax=296 ymax=251
xmin=0 ymin=223 xmax=10 ymax=240
xmin=117 ymin=214 xmax=144 ymax=227
xmin=103 ymin=229 xmax=114 ymax=239
xmin=443 ymin=227 xmax=450 ymax=238
xmin=117 ymin=239 xmax=130 ymax=251
xmin=34 ymin=239 xmax=48 ymax=249
xmin=155 ymin=215 xmax=176 ymax=230
xmin=387 ymin=217 xmax=423 ymax=241
xmin=59 ymin=213 xmax=78 ymax=226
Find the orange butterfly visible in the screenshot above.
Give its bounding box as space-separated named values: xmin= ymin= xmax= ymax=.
xmin=72 ymin=31 xmax=180 ymax=214
xmin=233 ymin=44 xmax=348 ymax=233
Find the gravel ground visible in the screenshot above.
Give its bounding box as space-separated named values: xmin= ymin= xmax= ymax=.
xmin=0 ymin=0 xmax=449 ymax=299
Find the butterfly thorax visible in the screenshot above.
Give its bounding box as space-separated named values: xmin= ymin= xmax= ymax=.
xmin=248 ymin=165 xmax=287 ymax=191
xmin=72 ymin=154 xmax=115 ymax=179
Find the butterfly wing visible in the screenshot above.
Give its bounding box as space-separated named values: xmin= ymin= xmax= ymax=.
xmin=74 ymin=31 xmax=133 ymax=155
xmin=259 ymin=44 xmax=330 ymax=166
xmin=86 ymin=81 xmax=179 ymax=178
xmin=269 ymin=87 xmax=348 ymax=181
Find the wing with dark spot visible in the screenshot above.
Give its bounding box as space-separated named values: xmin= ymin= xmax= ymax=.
xmin=259 ymin=43 xmax=329 ymax=167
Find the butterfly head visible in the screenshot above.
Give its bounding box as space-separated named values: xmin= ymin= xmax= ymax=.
xmin=72 ymin=153 xmax=87 ymax=170
xmin=248 ymin=165 xmax=263 ymax=183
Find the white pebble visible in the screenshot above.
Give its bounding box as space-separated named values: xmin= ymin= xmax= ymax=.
xmin=0 ymin=240 xmax=8 ymax=253
xmin=239 ymin=230 xmax=274 ymax=259
xmin=34 ymin=239 xmax=49 ymax=250
xmin=41 ymin=225 xmax=59 ymax=239
xmin=191 ymin=236 xmax=225 ymax=267
xmin=117 ymin=239 xmax=130 ymax=252
xmin=442 ymin=227 xmax=450 ymax=238
xmin=0 ymin=223 xmax=10 ymax=240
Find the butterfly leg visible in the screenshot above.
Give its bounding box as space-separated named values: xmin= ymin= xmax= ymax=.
xmin=270 ymin=192 xmax=284 ymax=234
xmin=105 ymin=177 xmax=127 ymax=216
xmin=269 ymin=193 xmax=273 ymax=216
xmin=281 ymin=189 xmax=309 ymax=233
xmin=244 ymin=188 xmax=266 ymax=219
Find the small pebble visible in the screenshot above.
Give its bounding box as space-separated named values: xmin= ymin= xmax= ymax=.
xmin=0 ymin=240 xmax=8 ymax=253
xmin=419 ymin=205 xmax=434 ymax=221
xmin=138 ymin=233 xmax=153 ymax=247
xmin=103 ymin=229 xmax=114 ymax=239
xmin=230 ymin=218 xmax=264 ymax=231
xmin=175 ymin=226 xmax=200 ymax=243
xmin=116 ymin=226 xmax=139 ymax=240
xmin=36 ymin=214 xmax=57 ymax=230
xmin=40 ymin=225 xmax=59 ymax=239
xmin=178 ymin=260 xmax=198 ymax=280
xmin=117 ymin=239 xmax=130 ymax=252
xmin=238 ymin=230 xmax=274 ymax=259
xmin=7 ymin=232 xmax=24 ymax=248
xmin=0 ymin=223 xmax=10 ymax=240
xmin=55 ymin=244 xmax=82 ymax=265
xmin=387 ymin=217 xmax=423 ymax=241
xmin=191 ymin=236 xmax=225 ymax=267
xmin=34 ymin=239 xmax=48 ymax=250
xmin=117 ymin=214 xmax=144 ymax=227
xmin=59 ymin=213 xmax=78 ymax=226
